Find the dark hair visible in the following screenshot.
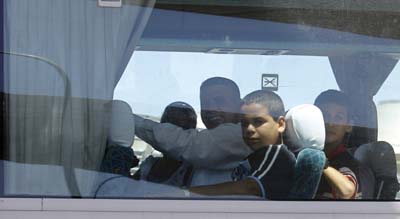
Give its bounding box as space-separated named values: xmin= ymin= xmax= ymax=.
xmin=200 ymin=77 xmax=240 ymax=98
xmin=314 ymin=89 xmax=350 ymax=113
xmin=242 ymin=90 xmax=285 ymax=121
xmin=161 ymin=101 xmax=197 ymax=130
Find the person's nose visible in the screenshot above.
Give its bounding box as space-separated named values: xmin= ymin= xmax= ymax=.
xmin=245 ymin=124 xmax=256 ymax=136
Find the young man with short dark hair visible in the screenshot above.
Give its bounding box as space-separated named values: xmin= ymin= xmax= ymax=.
xmin=314 ymin=89 xmax=361 ymax=199
xmin=190 ymin=90 xmax=296 ymax=199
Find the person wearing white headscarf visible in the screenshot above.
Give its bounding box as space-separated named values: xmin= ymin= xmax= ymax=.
xmin=284 ymin=104 xmax=326 ymax=199
xmin=285 ymin=104 xmax=325 ymax=153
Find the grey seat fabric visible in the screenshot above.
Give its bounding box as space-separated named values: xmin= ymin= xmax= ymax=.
xmin=354 ymin=141 xmax=400 ymax=200
xmin=108 ymin=100 xmax=135 ymax=148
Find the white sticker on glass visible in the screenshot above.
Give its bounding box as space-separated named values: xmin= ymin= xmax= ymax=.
xmin=262 ymin=74 xmax=279 ymax=91
xmin=98 ymin=0 xmax=122 ymax=8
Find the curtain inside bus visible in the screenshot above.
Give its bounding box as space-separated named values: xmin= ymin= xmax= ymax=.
xmin=329 ymin=54 xmax=398 ymax=147
xmin=2 ymin=0 xmax=155 ymax=197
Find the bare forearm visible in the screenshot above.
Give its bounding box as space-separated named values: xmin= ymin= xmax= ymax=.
xmin=323 ymin=167 xmax=356 ymax=199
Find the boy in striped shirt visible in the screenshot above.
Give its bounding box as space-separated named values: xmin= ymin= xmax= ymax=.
xmin=190 ymin=90 xmax=296 ymax=199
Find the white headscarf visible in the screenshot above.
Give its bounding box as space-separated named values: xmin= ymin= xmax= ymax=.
xmin=284 ymin=104 xmax=325 ymax=153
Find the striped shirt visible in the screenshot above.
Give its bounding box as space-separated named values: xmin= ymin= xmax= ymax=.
xmin=233 ymin=144 xmax=296 ymax=199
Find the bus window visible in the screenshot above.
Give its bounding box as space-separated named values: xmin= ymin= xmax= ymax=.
xmin=2 ymin=0 xmax=400 ymax=201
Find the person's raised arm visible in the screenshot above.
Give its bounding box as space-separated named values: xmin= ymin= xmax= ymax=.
xmin=134 ymin=114 xmax=251 ymax=170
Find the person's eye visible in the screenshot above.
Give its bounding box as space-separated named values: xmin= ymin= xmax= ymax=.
xmin=253 ymin=118 xmax=265 ymax=127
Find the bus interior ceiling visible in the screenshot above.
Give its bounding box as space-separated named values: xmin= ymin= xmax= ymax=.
xmin=137 ymin=0 xmax=400 ymax=55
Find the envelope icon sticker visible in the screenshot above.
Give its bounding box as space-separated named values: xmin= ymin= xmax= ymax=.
xmin=262 ymin=74 xmax=279 ymax=91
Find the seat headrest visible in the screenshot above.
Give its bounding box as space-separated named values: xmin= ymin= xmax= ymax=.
xmin=285 ymin=104 xmax=325 ymax=153
xmin=108 ymin=100 xmax=135 ymax=147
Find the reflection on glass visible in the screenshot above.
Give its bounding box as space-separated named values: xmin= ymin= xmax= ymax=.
xmin=2 ymin=0 xmax=400 ymax=201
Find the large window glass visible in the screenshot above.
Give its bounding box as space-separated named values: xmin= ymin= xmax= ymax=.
xmin=2 ymin=0 xmax=400 ymax=200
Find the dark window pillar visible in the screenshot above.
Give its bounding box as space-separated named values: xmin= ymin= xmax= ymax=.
xmin=0 ymin=0 xmax=5 ymax=196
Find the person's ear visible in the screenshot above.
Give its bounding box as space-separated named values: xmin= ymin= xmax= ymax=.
xmin=277 ymin=116 xmax=286 ymax=134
